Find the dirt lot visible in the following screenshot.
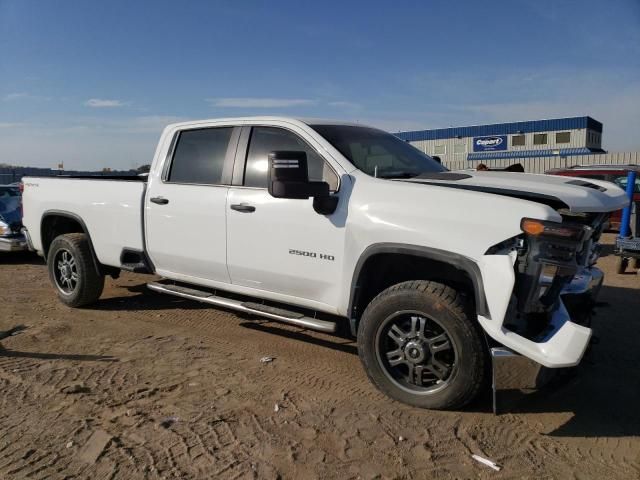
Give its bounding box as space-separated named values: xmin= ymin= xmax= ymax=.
xmin=0 ymin=234 xmax=639 ymax=479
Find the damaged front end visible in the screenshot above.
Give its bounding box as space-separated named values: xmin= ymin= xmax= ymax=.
xmin=510 ymin=213 xmax=606 ymax=335
xmin=478 ymin=213 xmax=608 ymax=412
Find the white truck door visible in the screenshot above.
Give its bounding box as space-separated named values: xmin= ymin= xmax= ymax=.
xmin=226 ymin=126 xmax=347 ymax=310
xmin=145 ymin=126 xmax=239 ymax=284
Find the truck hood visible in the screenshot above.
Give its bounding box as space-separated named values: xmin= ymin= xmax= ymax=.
xmin=399 ymin=171 xmax=629 ymax=213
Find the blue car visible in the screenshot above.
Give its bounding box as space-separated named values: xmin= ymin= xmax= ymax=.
xmin=0 ymin=184 xmax=28 ymax=252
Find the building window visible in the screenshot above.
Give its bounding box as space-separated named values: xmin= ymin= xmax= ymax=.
xmin=533 ymin=133 xmax=548 ymax=145
xmin=556 ymin=132 xmax=570 ymax=144
xmin=453 ymin=143 xmax=465 ymax=154
xmin=511 ymin=134 xmax=525 ymax=146
xmin=434 ymin=145 xmax=446 ymax=155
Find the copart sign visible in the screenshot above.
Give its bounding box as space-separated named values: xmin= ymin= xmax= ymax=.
xmin=473 ymin=135 xmax=507 ymax=152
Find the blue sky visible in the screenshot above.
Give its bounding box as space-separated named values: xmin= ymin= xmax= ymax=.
xmin=1 ymin=0 xmax=639 ymax=170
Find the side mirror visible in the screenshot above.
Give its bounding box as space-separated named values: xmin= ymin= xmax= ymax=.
xmin=268 ymin=151 xmax=326 ymax=199
xmin=267 ymin=151 xmax=338 ymax=215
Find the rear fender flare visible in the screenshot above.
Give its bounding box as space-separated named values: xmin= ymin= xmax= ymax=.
xmin=41 ymin=210 xmax=104 ymax=275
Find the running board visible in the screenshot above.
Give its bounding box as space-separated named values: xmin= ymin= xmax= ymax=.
xmin=146 ymin=282 xmax=336 ymax=333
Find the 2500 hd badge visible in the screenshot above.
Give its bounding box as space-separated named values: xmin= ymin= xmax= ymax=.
xmin=289 ymin=249 xmax=335 ymax=261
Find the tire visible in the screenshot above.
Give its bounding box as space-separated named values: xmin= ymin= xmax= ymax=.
xmin=357 ymin=280 xmax=486 ymax=410
xmin=47 ymin=233 xmax=105 ymax=307
xmin=615 ymin=256 xmax=628 ymax=274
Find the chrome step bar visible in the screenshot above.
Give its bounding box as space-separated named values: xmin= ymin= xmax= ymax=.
xmin=147 ymin=282 xmax=336 ymax=333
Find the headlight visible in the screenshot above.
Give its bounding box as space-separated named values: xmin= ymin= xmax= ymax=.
xmin=0 ymin=220 xmax=11 ymax=236
xmin=520 ymin=218 xmax=588 ymax=242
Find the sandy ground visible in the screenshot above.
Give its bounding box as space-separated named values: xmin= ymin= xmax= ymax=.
xmin=0 ymin=234 xmax=639 ymax=480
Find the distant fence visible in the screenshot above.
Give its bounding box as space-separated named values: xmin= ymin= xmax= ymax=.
xmin=443 ymin=151 xmax=640 ymax=173
xmin=0 ymin=166 xmax=137 ymax=184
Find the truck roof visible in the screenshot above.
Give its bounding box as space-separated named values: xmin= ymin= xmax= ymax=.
xmin=164 ymin=116 xmax=372 ymax=130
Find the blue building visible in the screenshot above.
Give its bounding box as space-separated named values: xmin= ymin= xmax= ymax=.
xmin=396 ymin=116 xmax=606 ymax=171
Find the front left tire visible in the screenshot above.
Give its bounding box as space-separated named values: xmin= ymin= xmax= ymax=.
xmin=47 ymin=233 xmax=105 ymax=307
xmin=357 ymin=280 xmax=487 ymax=410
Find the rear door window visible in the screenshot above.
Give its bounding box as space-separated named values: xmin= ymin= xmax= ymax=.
xmin=168 ymin=127 xmax=233 ymax=185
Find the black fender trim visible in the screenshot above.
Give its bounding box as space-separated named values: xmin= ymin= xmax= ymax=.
xmin=348 ymin=243 xmax=491 ymax=336
xmin=41 ymin=210 xmax=104 ymax=275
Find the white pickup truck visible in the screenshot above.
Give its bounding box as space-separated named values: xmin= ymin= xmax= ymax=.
xmin=22 ymin=117 xmax=628 ymax=410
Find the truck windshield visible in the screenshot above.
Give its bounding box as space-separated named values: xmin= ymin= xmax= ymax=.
xmin=310 ymin=124 xmax=446 ymax=178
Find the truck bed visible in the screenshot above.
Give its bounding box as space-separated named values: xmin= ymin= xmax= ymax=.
xmin=22 ymin=176 xmax=146 ymax=267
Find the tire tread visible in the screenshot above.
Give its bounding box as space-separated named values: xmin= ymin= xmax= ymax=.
xmin=358 ymin=280 xmax=486 ymax=410
xmin=48 ymin=233 xmax=104 ymax=307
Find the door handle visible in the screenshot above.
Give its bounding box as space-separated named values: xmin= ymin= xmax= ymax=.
xmin=150 ymin=196 xmax=169 ymax=205
xmin=230 ymin=203 xmax=256 ymax=213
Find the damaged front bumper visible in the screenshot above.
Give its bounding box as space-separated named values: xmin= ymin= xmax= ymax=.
xmin=553 ymin=265 xmax=604 ymax=299
xmin=477 ymin=253 xmax=596 ymax=368
xmin=477 ymin=211 xmax=605 ymax=368
xmin=490 ymin=346 xmax=549 ymax=414
xmin=479 ymin=254 xmax=604 ymax=413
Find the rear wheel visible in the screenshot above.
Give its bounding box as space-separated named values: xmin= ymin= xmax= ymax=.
xmin=357 ymin=280 xmax=486 ymax=410
xmin=47 ymin=233 xmax=104 ymax=307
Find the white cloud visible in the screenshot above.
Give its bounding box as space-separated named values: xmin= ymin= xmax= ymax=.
xmin=125 ymin=115 xmax=187 ymax=132
xmin=3 ymin=93 xmax=29 ymax=101
xmin=328 ymin=101 xmax=361 ymax=109
xmin=0 ymin=115 xmax=187 ymax=170
xmin=379 ymin=67 xmax=640 ymax=152
xmin=84 ymin=98 xmax=127 ymax=108
xmin=208 ymin=97 xmax=315 ymax=108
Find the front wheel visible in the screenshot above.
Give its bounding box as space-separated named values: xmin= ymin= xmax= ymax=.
xmin=47 ymin=233 xmax=105 ymax=307
xmin=357 ymin=281 xmax=487 ymax=410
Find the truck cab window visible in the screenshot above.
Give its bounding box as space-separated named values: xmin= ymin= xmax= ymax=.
xmin=244 ymin=127 xmax=339 ymax=190
xmin=168 ymin=127 xmax=233 ymax=184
